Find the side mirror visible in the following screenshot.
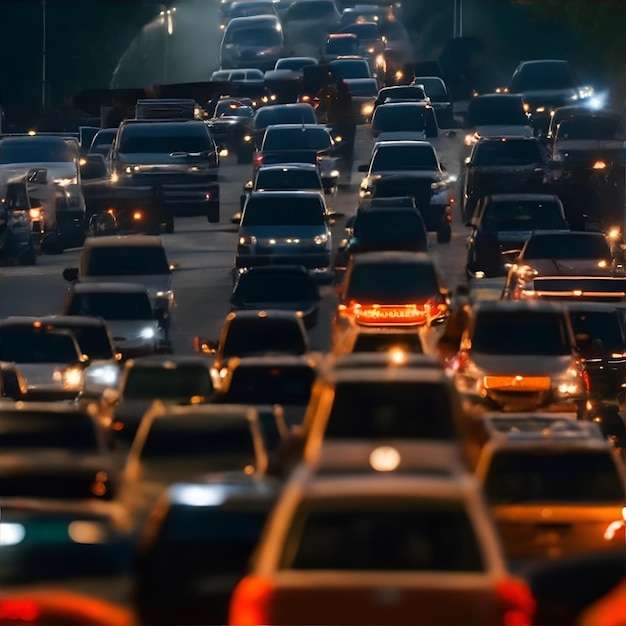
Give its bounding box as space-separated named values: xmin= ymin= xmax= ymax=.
xmin=357 ymin=163 xmax=369 ymax=173
xmin=231 ymin=212 xmax=242 ymax=224
xmin=192 ymin=336 xmax=218 ymax=355
xmin=63 ymin=267 xmax=79 ymax=282
xmin=244 ymin=180 xmax=254 ymax=192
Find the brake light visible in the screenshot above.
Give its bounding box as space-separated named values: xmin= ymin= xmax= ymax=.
xmin=0 ymin=599 xmax=40 ymax=622
xmin=341 ymin=300 xmax=448 ymax=326
xmin=495 ymin=578 xmax=535 ymax=626
xmin=228 ymin=574 xmax=275 ymax=625
xmin=254 ymin=154 xmax=264 ymax=167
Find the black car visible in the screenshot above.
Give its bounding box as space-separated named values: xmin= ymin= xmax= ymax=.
xmin=412 ymin=76 xmax=455 ymax=128
xmin=206 ymin=101 xmax=255 ymax=164
xmin=461 ymin=136 xmax=550 ymax=222
xmin=230 ymin=265 xmax=322 ymax=328
xmin=0 ymin=173 xmax=38 ymax=265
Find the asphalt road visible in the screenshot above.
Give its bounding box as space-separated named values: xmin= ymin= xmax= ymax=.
xmin=0 ymin=122 xmax=470 ymax=606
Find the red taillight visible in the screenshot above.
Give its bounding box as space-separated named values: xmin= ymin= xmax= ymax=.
xmin=228 ymin=574 xmax=275 ymax=625
xmin=495 ymin=578 xmax=535 ymax=626
xmin=254 ymin=155 xmax=264 ymax=167
xmin=0 ymin=599 xmax=40 ymax=622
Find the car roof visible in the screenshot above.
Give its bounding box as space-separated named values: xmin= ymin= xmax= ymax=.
xmin=257 ymin=163 xmax=319 ymax=172
xmin=225 ymin=309 xmax=306 ymax=322
xmin=528 ymin=228 xmax=604 ymax=238
xmin=1 ymin=315 xmax=109 ymax=328
xmin=327 ymin=33 xmax=358 ymax=40
xmin=264 ymin=123 xmax=327 ymax=131
xmin=319 ymin=365 xmax=451 ymax=384
xmin=70 ymin=282 xmax=150 ymax=294
xmin=375 ymin=101 xmax=431 ymax=108
xmin=237 ymin=265 xmax=313 ymax=277
xmin=247 ymin=190 xmax=325 ymax=199
xmin=472 ymin=299 xmax=567 ymax=314
xmin=225 ymin=15 xmax=281 ymax=27
xmin=349 ymin=250 xmax=435 ymax=265
xmin=226 ymin=354 xmax=322 ymax=369
xmin=471 ymin=93 xmax=525 ymax=101
xmin=326 ymin=353 xmax=442 ymax=371
xmin=124 ymin=355 xmax=213 ymax=368
xmin=83 ymin=235 xmax=164 ymax=248
xmin=485 ymin=193 xmax=561 ymax=202
xmin=373 ymin=139 xmax=433 ymax=148
xmin=518 ymin=59 xmax=569 ymax=67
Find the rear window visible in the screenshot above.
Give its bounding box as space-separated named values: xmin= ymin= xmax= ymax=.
xmin=325 ymin=38 xmax=359 ymax=55
xmin=262 ymin=127 xmax=331 ymax=151
xmin=568 ymin=310 xmax=626 ymax=351
xmin=222 ymin=319 xmax=307 ymax=358
xmin=123 ymin=365 xmax=213 ymax=400
xmin=481 ymin=200 xmax=566 ymax=232
xmin=354 ymin=211 xmax=426 ymax=245
xmin=84 ymin=246 xmax=170 ymax=276
xmin=472 ymin=140 xmax=543 ymax=166
xmin=352 ymin=333 xmax=423 ymax=354
xmin=225 ymin=26 xmax=283 ymax=46
xmin=325 ymin=381 xmax=456 ymax=439
xmin=379 ymin=86 xmax=427 ymax=103
xmin=331 ymin=60 xmax=370 ymax=79
xmin=48 ymin=323 xmax=114 ymax=360
xmin=415 ymin=78 xmax=447 ymax=98
xmin=256 ymin=168 xmax=322 ymax=191
xmin=282 ymin=500 xmax=484 ymax=571
xmin=557 ymin=117 xmax=624 ymax=141
xmin=67 ymin=292 xmax=153 ymax=321
xmin=347 ymin=81 xmax=378 ymax=97
xmin=484 ymin=450 xmax=624 ymax=503
xmin=371 ymin=144 xmax=438 ymax=171
xmin=233 ymin=273 xmax=320 ymax=304
xmin=118 ymin=126 xmax=211 ymax=154
xmin=0 ymin=471 xmax=114 ymax=500
xmin=254 ymin=106 xmax=316 ymax=129
xmin=242 ymin=195 xmax=325 ymax=226
xmin=466 ymin=98 xmax=529 ymax=127
xmin=0 ymin=328 xmax=80 ymax=364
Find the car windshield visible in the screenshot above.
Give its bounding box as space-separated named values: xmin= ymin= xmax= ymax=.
xmin=227 ymin=27 xmax=283 ymax=46
xmin=331 ymin=61 xmax=370 ymax=79
xmin=371 ymin=145 xmax=438 ymax=171
xmin=472 ymin=311 xmax=570 ymax=355
xmin=254 ymin=106 xmax=316 ymax=129
xmin=276 ymin=59 xmax=316 ymax=71
xmin=242 ymin=196 xmax=325 ymax=226
xmin=230 ymin=2 xmax=275 ymax=17
xmin=326 ymin=38 xmax=359 ymax=55
xmin=234 ymin=274 xmax=319 ymax=303
xmin=557 ymin=117 xmax=625 ymax=141
xmin=509 ymin=63 xmax=577 ymax=91
xmin=568 ymin=310 xmax=626 ymax=351
xmin=354 ymin=212 xmax=426 ymax=246
xmin=347 ymin=81 xmax=378 ymax=97
xmin=346 ymin=261 xmax=440 ymax=303
xmin=0 ymin=139 xmax=74 ymax=164
xmin=342 ymin=23 xmax=379 ymax=39
xmin=67 ymin=292 xmax=153 ymax=321
xmin=325 ymin=381 xmax=455 ymax=439
xmin=222 ymin=319 xmax=307 ymax=358
xmin=118 ymin=130 xmax=211 ymax=154
xmin=480 ymin=201 xmax=566 ymax=232
xmin=472 ymin=140 xmax=543 ymax=166
xmin=262 ymin=128 xmax=331 ymax=151
xmin=90 ymin=131 xmax=116 ymax=149
xmin=0 ymin=412 xmax=99 ymax=453
xmin=282 ymin=500 xmax=484 ymax=572
xmin=378 ymin=86 xmax=427 ymax=103
xmin=415 ymin=78 xmax=447 ymax=99
xmin=48 ymin=323 xmax=115 ymax=360
xmin=521 ymin=233 xmax=611 ymax=260
xmin=484 ymin=450 xmax=625 ymax=504
xmin=0 ymin=470 xmax=114 ymax=500
xmin=466 ymin=98 xmax=529 ymax=127
xmin=352 ymin=333 xmax=424 ymax=354
xmin=223 ymin=365 xmax=316 ymax=405
xmin=256 ymin=169 xmax=322 ymax=191
xmin=288 ymin=1 xmax=336 ymax=19
xmin=84 ymin=246 xmax=170 ymax=276
xmin=0 ymin=328 xmax=80 ymax=363
xmin=123 ymin=365 xmax=213 ymax=400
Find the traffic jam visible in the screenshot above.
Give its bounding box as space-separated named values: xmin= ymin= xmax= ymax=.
xmin=0 ymin=0 xmax=625 ymax=624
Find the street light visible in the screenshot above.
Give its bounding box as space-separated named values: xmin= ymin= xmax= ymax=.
xmin=160 ymin=6 xmax=176 ymax=83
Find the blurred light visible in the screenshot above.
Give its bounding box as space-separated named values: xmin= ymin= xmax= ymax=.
xmin=27 ymin=130 xmax=36 ymax=136
xmin=140 ymin=327 xmax=155 ymax=339
xmin=603 ymin=519 xmax=624 ymax=541
xmin=68 ymin=521 xmax=107 ymax=544
xmin=592 ymin=160 xmax=607 ymax=170
xmin=369 ymin=446 xmax=401 ymax=472
xmin=79 ymin=157 xmax=87 ymax=166
xmin=0 ymin=523 xmax=26 ymax=546
xmin=173 ymin=484 xmax=228 ymax=507
xmin=389 ymin=348 xmax=407 ymax=365
xmin=133 ymin=211 xmax=143 ymax=220
xmin=220 ymin=148 xmax=229 ymax=157
xmin=608 ymin=228 xmax=621 ymax=240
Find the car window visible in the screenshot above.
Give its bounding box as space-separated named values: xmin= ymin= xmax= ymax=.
xmin=378 ymin=86 xmax=427 ymax=103
xmin=242 ymin=196 xmax=325 ymax=226
xmin=330 ymin=61 xmax=370 ymax=79
xmin=509 ymin=62 xmax=576 ymax=92
xmin=415 ymin=78 xmax=447 ymax=98
xmin=324 ymin=380 xmax=456 ymax=439
xmin=123 ymin=365 xmax=213 ymax=400
xmin=222 ymin=365 xmax=316 ymax=405
xmin=226 ymin=26 xmax=283 ymax=46
xmin=354 ymin=212 xmax=426 ymax=247
xmin=118 ymin=129 xmax=211 ymax=154
xmin=0 ymin=328 xmax=80 ymax=363
xmin=222 ymin=319 xmax=307 ymax=358
xmin=480 ymin=201 xmax=567 ymax=232
xmin=48 ymin=323 xmax=115 ymax=360
xmin=325 ymin=38 xmax=359 ymax=55
xmin=372 ymin=105 xmax=428 ymax=134
xmin=371 ymin=145 xmax=438 ymax=172
xmin=256 ymin=169 xmax=322 ymax=191
xmin=68 ymin=292 xmax=153 ymax=321
xmin=347 ymin=81 xmax=378 ymax=97
xmin=472 ymin=311 xmax=570 ymax=356
xmin=254 ymin=106 xmax=316 ymax=129
xmin=234 ymin=273 xmax=320 ymax=303
xmin=345 ymin=261 xmax=439 ymax=303
xmin=83 ymin=246 xmax=170 ymax=276
xmin=262 ymin=128 xmax=331 ymax=151
xmin=568 ymin=310 xmax=626 ymax=351
xmin=484 ymin=450 xmax=625 ymax=503
xmin=556 ymin=117 xmax=625 ymax=141
xmin=341 ymin=23 xmax=380 ymax=39
xmin=282 ymin=500 xmax=484 ymax=572
xmin=0 ymin=139 xmax=75 ymax=164
xmin=521 ymin=233 xmax=611 ymax=260
xmin=466 ymin=98 xmax=529 ymax=127
xmin=472 ymin=140 xmax=543 ymax=166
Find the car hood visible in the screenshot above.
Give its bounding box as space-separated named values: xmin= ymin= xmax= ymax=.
xmin=376 ymin=131 xmax=427 ymax=142
xmin=77 ymin=275 xmax=172 ymax=304
xmin=471 ymin=353 xmax=573 ymax=375
xmin=520 ymin=89 xmax=579 ymax=107
xmin=116 ymin=153 xmax=211 ymax=166
xmin=522 ymin=259 xmax=624 ymax=277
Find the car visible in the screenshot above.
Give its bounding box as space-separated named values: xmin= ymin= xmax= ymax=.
xmin=337 ymin=21 xmax=386 ymax=76
xmin=447 ymin=299 xmax=589 ymax=418
xmin=254 ymin=124 xmax=342 ymax=193
xmin=220 ymin=0 xmax=278 ymax=30
xmin=108 ymin=120 xmax=220 ymax=223
xmin=235 ymin=191 xmax=334 ymax=280
xmin=334 ymin=205 xmax=429 ymax=279
xmin=0 ymin=361 xmax=27 ymax=400
xmin=338 ymin=4 xmax=393 ymax=28
xmin=329 ymin=56 xmax=372 ymax=81
xmin=194 ymin=309 xmax=311 ymax=391
xmin=213 ymin=353 xmax=321 ymax=429
xmin=332 ymin=251 xmax=451 ymax=352
xmin=210 ymin=67 xmax=267 ymax=83
xmin=474 ymin=420 xmax=626 ymax=563
xmin=87 ymin=128 xmax=117 ymax=158
xmin=238 ymin=103 xmax=318 ymax=163
xmin=228 ymin=466 xmax=535 ymax=626
xmin=463 ymin=94 xmax=533 ymax=150
xmin=132 ymin=473 xmax=282 ymax=626
xmin=0 ymin=172 xmax=38 ymax=265
xmin=219 ymin=15 xmax=286 ymax=71
xmin=62 ymin=282 xmax=171 ymax=359
xmin=282 ymin=0 xmax=341 ymax=55
xmin=273 ymin=57 xmax=319 ymax=73
xmin=501 ymin=230 xmax=625 ymax=301
xmin=230 ymin=265 xmax=322 ymax=328
xmin=62 ymin=235 xmax=175 ymax=312
xmin=358 ymin=140 xmax=455 ymax=236
xmin=97 ymin=355 xmax=216 ymax=453
xmin=331 ymin=324 xmax=427 ymax=357
xmin=548 ymin=111 xmax=625 ymax=231
xmin=370 ymin=101 xmax=439 ymax=141
xmin=321 ymin=33 xmax=360 ymax=64
xmin=342 ymin=77 xmax=379 ymax=123
xmin=0 ymin=317 xmax=88 ymax=400
xmin=505 ymin=59 xmax=595 ymax=135
xmin=460 ymin=136 xmax=550 ymax=222
xmin=120 ymin=402 xmax=268 ymax=525
xmin=373 ymin=84 xmax=429 ymax=111
xmin=238 ymin=162 xmax=327 ymax=216
xmin=411 ymin=76 xmax=455 ymax=128
xmin=465 ymin=193 xmax=569 ymax=278
xmin=206 ymin=102 xmax=255 ymax=164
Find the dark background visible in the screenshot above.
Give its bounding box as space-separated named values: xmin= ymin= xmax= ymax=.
xmin=0 ymin=0 xmax=624 ymax=127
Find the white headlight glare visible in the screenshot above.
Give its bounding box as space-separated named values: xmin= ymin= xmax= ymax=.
xmin=140 ymin=327 xmax=156 ymax=339
xmin=0 ymin=523 xmax=26 ymax=546
xmin=313 ymin=233 xmax=329 ymax=245
xmin=86 ymin=365 xmax=119 ymax=386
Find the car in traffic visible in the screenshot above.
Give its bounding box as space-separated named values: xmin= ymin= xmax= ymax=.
xmin=235 ymin=190 xmax=334 ymax=280
xmin=343 ymin=77 xmax=379 ymax=123
xmin=373 ymin=84 xmax=429 ymax=110
xmin=230 ymin=265 xmax=322 ymax=328
xmin=206 ymin=101 xmax=255 ymax=164
xmin=412 ymin=76 xmax=455 ymax=128
xmin=0 ymin=173 xmax=38 ymax=265
xmin=370 ymin=101 xmax=439 ymax=140
xmin=320 ymin=33 xmax=360 ymax=64
xmin=448 ymin=299 xmax=589 ymax=418
xmin=87 ymin=128 xmax=117 ymax=158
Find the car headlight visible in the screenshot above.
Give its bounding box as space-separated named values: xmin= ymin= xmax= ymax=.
xmin=156 ymin=289 xmax=174 ymax=301
xmin=55 ymin=176 xmax=78 ymax=187
xmin=362 ymin=103 xmax=374 ymax=116
xmin=555 ymin=367 xmax=586 ymax=396
xmin=140 ymin=327 xmax=156 ymax=339
xmin=124 ymin=165 xmax=140 ymax=174
xmin=243 ymin=134 xmax=252 ymax=142
xmin=313 ymin=233 xmax=329 ymax=245
xmin=86 ymin=364 xmax=120 ymax=387
xmin=68 ymin=521 xmax=108 ymax=544
xmin=329 ymin=169 xmax=340 ymax=178
xmin=53 ymin=365 xmax=84 ymax=390
xmin=0 ymin=523 xmax=26 ymax=546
